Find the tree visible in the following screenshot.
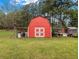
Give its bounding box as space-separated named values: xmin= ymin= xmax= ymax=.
xmin=39 ymin=0 xmax=77 ymax=27
xmin=69 ymin=10 xmax=78 ymax=27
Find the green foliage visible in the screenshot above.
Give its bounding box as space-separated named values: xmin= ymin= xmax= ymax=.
xmin=0 ymin=0 xmax=78 ymax=29
xmin=70 ymin=10 xmax=78 ymax=27
xmin=40 ymin=0 xmax=78 ymax=27
xmin=0 ymin=7 xmax=32 ymax=29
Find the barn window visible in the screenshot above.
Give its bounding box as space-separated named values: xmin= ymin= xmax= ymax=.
xmin=40 ymin=29 xmax=43 ymax=32
xmin=40 ymin=33 xmax=43 ymax=36
xmin=35 ymin=27 xmax=45 ymax=37
xmin=36 ymin=29 xmax=39 ymax=32
xmin=36 ymin=33 xmax=39 ymax=36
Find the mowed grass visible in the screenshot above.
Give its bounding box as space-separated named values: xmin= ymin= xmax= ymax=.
xmin=0 ymin=30 xmax=78 ymax=59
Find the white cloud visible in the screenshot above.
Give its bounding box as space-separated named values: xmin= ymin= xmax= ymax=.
xmin=10 ymin=0 xmax=38 ymax=6
xmin=15 ymin=0 xmax=38 ymax=5
xmin=15 ymin=0 xmax=20 ymax=3
xmin=27 ymin=0 xmax=38 ymax=3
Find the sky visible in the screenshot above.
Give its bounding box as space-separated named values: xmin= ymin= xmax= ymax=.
xmin=0 ymin=0 xmax=38 ymax=13
xmin=0 ymin=0 xmax=38 ymax=5
xmin=11 ymin=0 xmax=38 ymax=5
xmin=0 ymin=0 xmax=77 ymax=14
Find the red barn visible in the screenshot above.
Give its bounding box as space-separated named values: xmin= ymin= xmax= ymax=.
xmin=27 ymin=16 xmax=52 ymax=38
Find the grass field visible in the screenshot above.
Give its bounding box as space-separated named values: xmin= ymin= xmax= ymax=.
xmin=0 ymin=30 xmax=78 ymax=59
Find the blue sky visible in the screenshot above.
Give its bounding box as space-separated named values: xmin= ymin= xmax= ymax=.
xmin=0 ymin=0 xmax=77 ymax=14
xmin=0 ymin=0 xmax=38 ymax=13
xmin=0 ymin=0 xmax=38 ymax=6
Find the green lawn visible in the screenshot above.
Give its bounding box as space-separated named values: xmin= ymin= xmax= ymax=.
xmin=0 ymin=30 xmax=78 ymax=59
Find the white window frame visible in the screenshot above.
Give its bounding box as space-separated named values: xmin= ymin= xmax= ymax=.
xmin=35 ymin=27 xmax=45 ymax=37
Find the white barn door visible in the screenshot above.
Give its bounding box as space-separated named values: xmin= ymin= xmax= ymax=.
xmin=35 ymin=27 xmax=45 ymax=37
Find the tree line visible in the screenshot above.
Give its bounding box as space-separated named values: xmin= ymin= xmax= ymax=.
xmin=0 ymin=0 xmax=78 ymax=29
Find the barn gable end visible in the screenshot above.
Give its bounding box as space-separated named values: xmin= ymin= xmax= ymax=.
xmin=28 ymin=16 xmax=52 ymax=38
